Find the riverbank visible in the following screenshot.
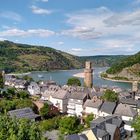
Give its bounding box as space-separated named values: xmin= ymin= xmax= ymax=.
xmin=73 ymin=72 xmax=85 ymax=78
xmin=101 ymin=76 xmax=134 ymax=83
xmin=6 ymin=72 xmax=31 ymax=76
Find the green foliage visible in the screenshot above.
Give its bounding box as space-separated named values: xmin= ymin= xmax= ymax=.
xmin=106 ymin=52 xmax=140 ymax=74
xmin=0 ymin=72 xmax=4 ymax=88
xmin=23 ymin=75 xmax=33 ymax=82
xmin=40 ymin=103 xmax=50 ymax=119
xmin=67 ymin=77 xmax=81 ymax=86
xmin=101 ymin=89 xmax=118 ymax=102
xmin=100 ymin=73 xmax=108 ymax=78
xmin=112 ymin=76 xmax=129 ymax=81
xmin=40 ymin=116 xmax=61 ymax=131
xmin=40 ymin=103 xmax=59 ymax=119
xmin=84 ymin=114 xmax=94 ymax=127
xmin=0 ymin=40 xmax=82 ymax=73
xmin=0 ymin=115 xmax=44 ymax=140
xmin=59 ymin=116 xmax=83 ymax=134
xmin=17 ymin=90 xmax=29 ymax=99
xmin=0 ymin=99 xmax=36 ymax=113
xmin=132 ymin=116 xmax=140 ymax=140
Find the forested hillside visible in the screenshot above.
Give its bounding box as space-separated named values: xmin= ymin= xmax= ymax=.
xmin=106 ymin=51 xmax=140 ymax=75
xmin=0 ymin=41 xmax=82 ymax=73
xmin=0 ymin=40 xmax=128 ymax=73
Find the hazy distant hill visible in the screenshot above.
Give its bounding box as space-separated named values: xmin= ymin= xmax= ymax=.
xmin=80 ymin=55 xmax=128 ymax=67
xmin=0 ymin=40 xmax=128 ymax=73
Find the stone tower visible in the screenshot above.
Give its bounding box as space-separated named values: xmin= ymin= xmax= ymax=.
xmin=84 ymin=61 xmax=93 ymax=88
xmin=132 ymin=81 xmax=138 ymax=92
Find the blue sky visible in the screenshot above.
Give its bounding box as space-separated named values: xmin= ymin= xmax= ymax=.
xmin=0 ymin=0 xmax=140 ymax=56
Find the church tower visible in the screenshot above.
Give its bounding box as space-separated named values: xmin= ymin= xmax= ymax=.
xmin=84 ymin=61 xmax=93 ymax=88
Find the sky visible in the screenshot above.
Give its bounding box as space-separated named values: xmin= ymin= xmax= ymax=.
xmin=0 ymin=0 xmax=140 ymax=56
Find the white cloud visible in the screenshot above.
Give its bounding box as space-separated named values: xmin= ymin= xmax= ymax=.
xmin=62 ymin=26 xmax=102 ymax=39
xmin=0 ymin=28 xmax=55 ymax=38
xmin=0 ymin=11 xmax=22 ymax=21
xmin=71 ymin=48 xmax=83 ymax=51
xmin=0 ymin=38 xmax=7 ymax=41
xmin=62 ymin=7 xmax=140 ymax=39
xmin=61 ymin=7 xmax=140 ymax=55
xmin=57 ymin=41 xmax=64 ymax=45
xmin=31 ymin=5 xmax=52 ymax=15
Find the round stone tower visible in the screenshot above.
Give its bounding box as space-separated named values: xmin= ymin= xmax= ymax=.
xmin=84 ymin=61 xmax=93 ymax=88
xmin=132 ymin=81 xmax=138 ymax=92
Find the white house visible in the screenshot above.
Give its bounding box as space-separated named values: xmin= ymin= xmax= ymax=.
xmin=84 ymin=99 xmax=103 ymax=118
xmin=115 ymin=103 xmax=137 ymax=133
xmin=99 ymin=101 xmax=117 ymax=117
xmin=49 ymin=89 xmax=70 ymax=113
xmin=28 ymin=82 xmax=40 ymax=96
xmin=67 ymin=92 xmax=89 ymax=116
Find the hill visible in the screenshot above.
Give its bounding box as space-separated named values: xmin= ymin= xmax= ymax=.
xmin=0 ymin=40 xmax=128 ymax=73
xmin=106 ymin=52 xmax=140 ymax=81
xmin=0 ymin=41 xmax=82 ymax=73
xmin=80 ymin=55 xmax=128 ymax=67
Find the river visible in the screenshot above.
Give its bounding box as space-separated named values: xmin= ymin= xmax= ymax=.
xmin=28 ymin=67 xmax=132 ymax=90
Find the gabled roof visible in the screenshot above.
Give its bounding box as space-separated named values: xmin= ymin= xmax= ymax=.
xmin=105 ymin=123 xmax=118 ymax=140
xmin=119 ymin=98 xmax=137 ymax=106
xmin=69 ymin=91 xmax=88 ymax=100
xmin=51 ymin=89 xmax=70 ymax=99
xmin=84 ymin=99 xmax=102 ymax=109
xmin=100 ymin=101 xmax=117 ymax=114
xmin=115 ymin=103 xmax=137 ymax=117
xmin=91 ymin=127 xmax=109 ymax=138
xmin=8 ymin=107 xmax=40 ymax=120
xmin=90 ymin=115 xmax=123 ymax=129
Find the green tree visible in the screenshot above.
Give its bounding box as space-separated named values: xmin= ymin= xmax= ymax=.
xmin=59 ymin=116 xmax=83 ymax=134
xmin=17 ymin=90 xmax=29 ymax=99
xmin=67 ymin=77 xmax=81 ymax=86
xmin=0 ymin=115 xmax=44 ymax=140
xmin=132 ymin=116 xmax=140 ymax=140
xmin=7 ymin=87 xmax=16 ymax=98
xmin=40 ymin=103 xmax=50 ymax=119
xmin=101 ymin=89 xmax=118 ymax=102
xmin=84 ymin=114 xmax=94 ymax=127
xmin=23 ymin=75 xmax=33 ymax=82
xmin=0 ymin=99 xmax=36 ymax=113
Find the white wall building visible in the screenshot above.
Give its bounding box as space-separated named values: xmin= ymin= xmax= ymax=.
xmin=67 ymin=92 xmax=88 ymax=116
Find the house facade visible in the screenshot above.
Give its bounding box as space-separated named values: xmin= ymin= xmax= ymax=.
xmin=67 ymin=92 xmax=89 ymax=116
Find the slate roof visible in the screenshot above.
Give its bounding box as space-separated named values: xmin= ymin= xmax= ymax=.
xmin=119 ymin=98 xmax=137 ymax=106
xmin=91 ymin=127 xmax=109 ymax=138
xmin=90 ymin=115 xmax=123 ymax=129
xmin=84 ymin=99 xmax=103 ymax=109
xmin=66 ymin=134 xmax=88 ymax=140
xmin=51 ymin=89 xmax=70 ymax=99
xmin=105 ymin=123 xmax=117 ymax=140
xmin=100 ymin=101 xmax=117 ymax=114
xmin=69 ymin=92 xmax=87 ymax=100
xmin=115 ymin=103 xmax=137 ymax=117
xmin=8 ymin=107 xmax=40 ymax=120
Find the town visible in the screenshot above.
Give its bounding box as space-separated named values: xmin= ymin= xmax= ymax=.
xmin=0 ymin=61 xmax=139 ymax=140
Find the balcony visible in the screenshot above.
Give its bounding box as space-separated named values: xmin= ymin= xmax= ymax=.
xmin=67 ymin=105 xmax=75 ymax=109
xmin=67 ymin=110 xmax=76 ymax=115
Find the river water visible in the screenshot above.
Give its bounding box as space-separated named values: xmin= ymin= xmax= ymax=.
xmin=28 ymin=67 xmax=132 ymax=90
